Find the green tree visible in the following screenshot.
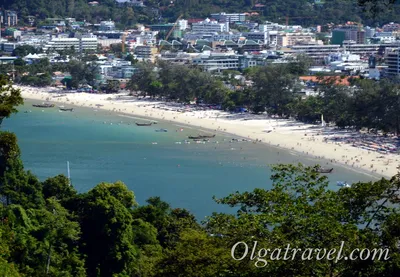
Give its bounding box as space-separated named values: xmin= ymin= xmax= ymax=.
xmin=248 ymin=64 xmax=298 ymax=115
xmin=42 ymin=174 xmax=77 ymax=202
xmin=157 ymin=229 xmax=234 ymax=277
xmin=103 ymin=79 xmax=120 ymax=94
xmin=0 ymin=76 xmax=24 ymax=125
xmin=75 ymin=181 xmax=139 ymax=276
xmin=0 ymin=131 xmax=44 ymax=208
xmin=12 ymin=45 xmax=39 ymax=57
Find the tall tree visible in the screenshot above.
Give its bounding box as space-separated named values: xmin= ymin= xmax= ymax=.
xmin=75 ymin=181 xmax=139 ymax=276
xmin=0 ymin=76 xmax=24 ymax=126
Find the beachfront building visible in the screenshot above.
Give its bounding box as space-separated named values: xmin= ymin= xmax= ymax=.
xmin=192 ymin=51 xmax=239 ymax=71
xmin=210 ymin=12 xmax=246 ymax=23
xmin=192 ymin=18 xmax=229 ymax=33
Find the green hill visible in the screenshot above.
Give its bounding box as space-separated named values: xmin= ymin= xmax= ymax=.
xmin=2 ymin=0 xmax=400 ymax=27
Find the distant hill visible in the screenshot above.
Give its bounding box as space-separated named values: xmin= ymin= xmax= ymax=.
xmin=2 ymin=0 xmax=400 ymax=27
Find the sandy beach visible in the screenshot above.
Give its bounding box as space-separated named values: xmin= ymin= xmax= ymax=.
xmin=17 ymin=85 xmax=400 ymax=179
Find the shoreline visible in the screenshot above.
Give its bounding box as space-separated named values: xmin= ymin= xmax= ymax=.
xmin=18 ymin=85 xmax=399 ymax=179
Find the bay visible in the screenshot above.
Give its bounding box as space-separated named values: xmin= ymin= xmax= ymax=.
xmin=2 ymin=101 xmax=377 ymax=220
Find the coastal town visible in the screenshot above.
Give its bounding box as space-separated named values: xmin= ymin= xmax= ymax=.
xmin=2 ymin=4 xmax=400 ymax=81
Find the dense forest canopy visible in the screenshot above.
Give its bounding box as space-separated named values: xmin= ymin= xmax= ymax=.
xmin=1 ymin=0 xmax=400 ymax=27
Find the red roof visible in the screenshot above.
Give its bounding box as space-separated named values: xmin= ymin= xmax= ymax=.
xmin=299 ymin=76 xmax=359 ymax=86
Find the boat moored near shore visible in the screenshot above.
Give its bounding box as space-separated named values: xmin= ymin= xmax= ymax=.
xmin=32 ymin=103 xmax=55 ymax=108
xmin=136 ymin=122 xmax=153 ymax=126
xmin=188 ymin=134 xmax=216 ymax=139
xmin=337 ymin=181 xmax=351 ymax=188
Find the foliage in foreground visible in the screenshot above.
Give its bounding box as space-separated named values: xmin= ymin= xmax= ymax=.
xmin=1 ymin=129 xmax=400 ymax=276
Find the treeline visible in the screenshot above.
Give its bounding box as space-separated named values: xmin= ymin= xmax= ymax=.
xmin=1 ymin=76 xmax=400 ymax=276
xmin=1 ymin=57 xmax=96 ymax=88
xmin=128 ymin=60 xmax=400 ymax=134
xmin=3 ymin=0 xmax=146 ymax=27
xmin=3 ymin=0 xmax=400 ymax=27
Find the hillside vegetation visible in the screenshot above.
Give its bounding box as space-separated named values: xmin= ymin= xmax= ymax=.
xmin=2 ymin=0 xmax=400 ymax=27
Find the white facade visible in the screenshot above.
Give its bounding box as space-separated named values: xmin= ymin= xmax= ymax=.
xmin=178 ymin=19 xmax=188 ymax=30
xmin=268 ymin=31 xmax=278 ymax=46
xmin=100 ymin=21 xmax=115 ymax=31
xmin=192 ymin=18 xmax=229 ymax=33
xmin=375 ymin=33 xmax=396 ymax=44
xmin=43 ymin=37 xmax=98 ymax=52
xmin=210 ymin=12 xmax=246 ymax=23
xmin=80 ymin=38 xmax=98 ymax=51
xmin=325 ymin=52 xmax=361 ymax=64
xmin=259 ymin=21 xmax=280 ymax=32
xmin=192 ymin=51 xmax=239 ymax=71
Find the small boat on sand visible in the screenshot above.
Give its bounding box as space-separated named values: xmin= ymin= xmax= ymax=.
xmin=136 ymin=122 xmax=153 ymax=126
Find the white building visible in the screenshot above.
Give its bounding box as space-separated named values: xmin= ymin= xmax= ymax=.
xmin=100 ymin=21 xmax=115 ymax=31
xmin=325 ymin=52 xmax=361 ymax=64
xmin=43 ymin=36 xmax=98 ymax=52
xmin=192 ymin=18 xmax=229 ymax=33
xmin=115 ymin=0 xmax=144 ymax=6
xmin=259 ymin=21 xmax=280 ymax=32
xmin=178 ymin=19 xmax=188 ymax=30
xmin=192 ymin=51 xmax=239 ymax=71
xmin=210 ymin=12 xmax=246 ymax=23
xmin=374 ymin=32 xmax=396 ymax=44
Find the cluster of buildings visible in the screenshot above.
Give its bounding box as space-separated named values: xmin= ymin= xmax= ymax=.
xmin=5 ymin=9 xmax=400 ymax=82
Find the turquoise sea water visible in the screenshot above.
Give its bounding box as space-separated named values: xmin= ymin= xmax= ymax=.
xmin=3 ymin=101 xmax=377 ymax=220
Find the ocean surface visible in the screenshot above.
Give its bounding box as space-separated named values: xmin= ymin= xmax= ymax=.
xmin=2 ymin=100 xmax=377 ymax=220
